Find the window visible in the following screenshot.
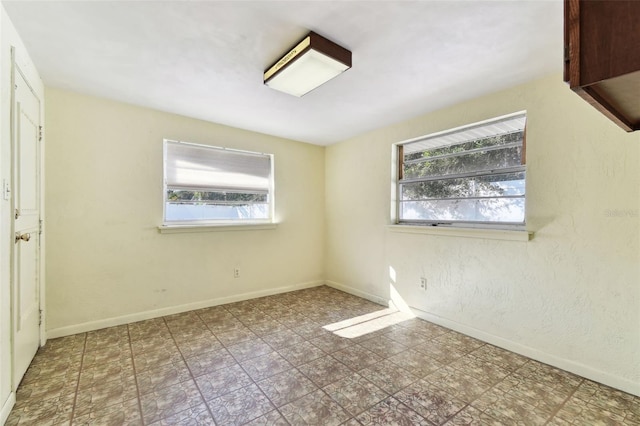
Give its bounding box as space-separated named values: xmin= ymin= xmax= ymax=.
xmin=163 ymin=140 xmax=273 ymax=225
xmin=396 ymin=112 xmax=526 ymax=228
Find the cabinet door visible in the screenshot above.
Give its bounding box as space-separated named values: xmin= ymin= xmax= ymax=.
xmin=564 ymin=0 xmax=640 ymax=132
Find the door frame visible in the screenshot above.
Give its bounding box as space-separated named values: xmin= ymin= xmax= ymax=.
xmin=9 ymin=46 xmax=46 ymax=391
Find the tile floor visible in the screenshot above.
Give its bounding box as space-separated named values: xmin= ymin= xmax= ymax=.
xmin=6 ymin=286 xmax=640 ymax=425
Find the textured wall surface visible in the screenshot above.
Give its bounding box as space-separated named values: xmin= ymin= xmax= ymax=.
xmin=45 ymin=88 xmax=325 ymax=332
xmin=325 ymin=74 xmax=640 ymax=395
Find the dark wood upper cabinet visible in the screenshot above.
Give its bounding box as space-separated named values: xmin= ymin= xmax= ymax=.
xmin=564 ymin=0 xmax=640 ymax=132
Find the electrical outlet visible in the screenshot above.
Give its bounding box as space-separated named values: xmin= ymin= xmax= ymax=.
xmin=234 ymin=268 xmax=240 ymax=278
xmin=420 ymin=277 xmax=427 ymax=291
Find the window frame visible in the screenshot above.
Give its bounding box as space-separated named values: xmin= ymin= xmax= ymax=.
xmin=394 ymin=112 xmax=527 ymax=230
xmin=162 ymin=139 xmax=275 ymax=227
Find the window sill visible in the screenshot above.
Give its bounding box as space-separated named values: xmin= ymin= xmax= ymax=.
xmin=158 ymin=223 xmax=278 ymax=234
xmin=387 ymin=224 xmax=533 ymax=242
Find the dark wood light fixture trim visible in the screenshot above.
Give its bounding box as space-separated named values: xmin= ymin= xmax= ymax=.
xmin=264 ymin=31 xmax=352 ymax=85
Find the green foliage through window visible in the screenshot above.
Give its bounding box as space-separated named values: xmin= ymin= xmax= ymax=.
xmin=397 ymin=113 xmax=526 ymax=225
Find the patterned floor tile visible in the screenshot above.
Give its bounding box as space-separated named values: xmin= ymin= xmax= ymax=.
xmin=291 ymin=324 xmax=328 ymax=340
xmin=196 ymin=363 xmax=255 ymax=401
xmin=383 ymin=327 xmax=432 ymax=348
xmin=358 ymin=360 xmax=418 ymax=394
xmin=170 ymin=325 xmax=214 ymax=344
xmin=323 ymin=373 xmax=388 ymax=416
xmin=244 ymin=409 xmax=290 ymax=425
xmin=491 ymin=374 xmax=571 ymax=415
xmin=469 ymin=344 xmax=528 ymax=372
xmin=140 ymin=380 xmax=203 ymax=424
xmin=128 ymin=319 xmax=172 ymax=341
xmin=331 ymin=345 xmax=383 ymax=371
xmin=553 ymin=397 xmax=630 ymax=425
xmin=146 ymin=402 xmax=215 ymax=425
xmin=277 ymin=341 xmax=326 ymax=366
xmin=240 ymin=351 xmax=293 ymax=381
xmin=8 ymin=286 xmax=640 ymax=426
xmin=279 ymin=389 xmax=351 ymax=426
xmin=424 ymin=366 xmax=493 ymax=404
xmin=395 ymin=380 xmax=467 ymax=425
xmin=358 ymin=336 xmax=408 ymax=358
xmin=185 ymin=348 xmax=238 ymax=377
xmin=6 ymin=392 xmax=75 ymax=426
xmin=227 ymin=338 xmax=273 ymax=362
xmin=175 ymin=335 xmax=223 ymax=358
xmin=72 ymin=397 xmax=142 ymax=426
xmin=350 ymin=329 xmax=394 ymax=345
xmin=262 ymin=329 xmax=307 ymax=350
xmin=513 ymin=360 xmax=582 ymax=392
xmin=449 ymin=354 xmax=511 ymax=385
xmin=355 ymin=397 xmax=429 ymax=425
xmin=413 ymin=340 xmax=467 ymax=364
xmin=82 ymin=345 xmax=132 ymax=369
xmin=248 ymin=319 xmax=290 ymax=336
xmin=130 ymin=335 xmax=176 ymax=356
xmin=277 ymin=312 xmax=315 ymax=328
xmin=298 ymin=356 xmax=353 ymax=387
xmin=257 ymin=368 xmax=319 ymax=406
xmin=36 ymin=335 xmax=86 ymax=359
xmin=444 ymin=406 xmax=503 ymax=425
xmin=205 ymin=317 xmax=247 ymax=334
xmin=78 ymin=358 xmax=134 ymax=390
xmin=395 ymin=319 xmax=448 ymax=339
xmin=309 ymin=333 xmax=354 ymax=353
xmin=16 ymin=373 xmax=78 ymax=403
xmin=225 ymin=301 xmax=259 ymax=316
xmin=572 ymin=379 xmax=639 ymax=417
xmin=21 ymin=358 xmax=81 ymax=388
xmin=436 ymin=332 xmax=485 ymax=353
xmin=195 ymin=305 xmax=234 ymax=323
xmin=132 ymin=346 xmax=183 ymax=372
xmin=164 ymin=311 xmax=204 ymax=328
xmin=387 ymin=349 xmax=443 ymax=378
xmin=206 ymin=383 xmax=275 ymax=425
xmin=73 ymin=376 xmax=139 ymax=418
xmin=84 ymin=326 xmax=130 ymax=352
xmin=471 ymin=387 xmax=550 ymax=425
xmin=136 ymin=359 xmax=192 ymax=395
xmin=553 ymin=380 xmax=640 ymax=425
xmin=215 ymin=326 xmax=259 ymax=347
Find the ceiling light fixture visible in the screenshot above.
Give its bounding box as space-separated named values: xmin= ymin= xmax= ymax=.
xmin=264 ymin=31 xmax=352 ymax=97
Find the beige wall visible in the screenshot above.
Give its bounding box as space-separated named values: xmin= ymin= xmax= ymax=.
xmin=325 ymin=74 xmax=640 ymax=395
xmin=45 ymin=88 xmax=325 ymax=335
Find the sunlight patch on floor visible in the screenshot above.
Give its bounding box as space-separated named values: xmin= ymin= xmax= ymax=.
xmin=323 ymin=266 xmax=416 ymax=338
xmin=323 ymin=309 xmax=415 ymax=338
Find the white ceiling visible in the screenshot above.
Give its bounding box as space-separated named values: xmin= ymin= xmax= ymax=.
xmin=2 ymin=0 xmax=563 ymax=145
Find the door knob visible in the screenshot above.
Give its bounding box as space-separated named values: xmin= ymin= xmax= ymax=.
xmin=15 ymin=233 xmax=30 ymax=243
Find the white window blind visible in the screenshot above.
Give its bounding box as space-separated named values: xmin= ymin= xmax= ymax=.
xmin=163 ymin=140 xmax=273 ymax=225
xmin=165 ymin=141 xmax=271 ymax=194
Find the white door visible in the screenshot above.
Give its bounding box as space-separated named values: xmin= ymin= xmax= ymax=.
xmin=12 ymin=64 xmax=41 ymax=387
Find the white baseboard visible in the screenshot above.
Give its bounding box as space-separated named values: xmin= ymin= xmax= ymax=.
xmin=1 ymin=392 xmax=15 ymax=426
xmin=327 ymin=281 xmax=640 ymax=397
xmin=46 ymin=280 xmax=324 ymax=339
xmin=325 ymin=280 xmax=388 ymax=306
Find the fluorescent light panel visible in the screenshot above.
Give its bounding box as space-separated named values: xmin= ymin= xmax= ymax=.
xmin=264 ymin=31 xmax=352 ymax=97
